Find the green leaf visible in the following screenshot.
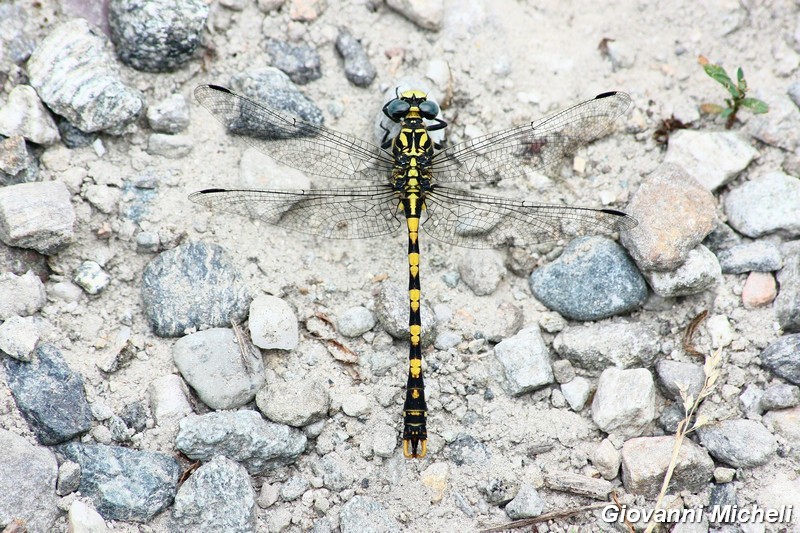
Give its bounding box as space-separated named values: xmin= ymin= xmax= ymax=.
xmin=703 ymin=64 xmax=739 ymax=98
xmin=737 ymin=67 xmax=744 ymax=84
xmin=720 ymin=107 xmax=734 ymax=119
xmin=741 ymin=98 xmax=769 ymax=113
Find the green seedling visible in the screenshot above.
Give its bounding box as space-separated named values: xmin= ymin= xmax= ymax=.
xmin=698 ymin=55 xmax=768 ymax=128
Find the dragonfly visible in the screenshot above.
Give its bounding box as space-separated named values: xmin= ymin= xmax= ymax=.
xmin=190 ymin=84 xmax=636 ymax=458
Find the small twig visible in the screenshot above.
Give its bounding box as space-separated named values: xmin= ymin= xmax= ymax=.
xmin=479 ymin=501 xmax=613 ymax=532
xmin=231 ymin=318 xmax=259 ymax=375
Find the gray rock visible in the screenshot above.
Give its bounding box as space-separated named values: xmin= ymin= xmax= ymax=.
xmin=664 ymin=130 xmax=757 ymax=191
xmin=148 ymin=374 xmax=193 ymax=424
xmin=375 ymin=281 xmax=436 ymax=345
xmin=702 ymin=222 xmax=741 ymax=254
xmin=146 ymin=133 xmax=193 ymax=158
xmin=760 ymin=383 xmax=800 ymax=411
xmin=544 ymin=472 xmax=613 ymax=499
xmin=173 ymin=328 xmax=265 ymax=410
xmin=340 ymin=495 xmax=401 ymax=533
xmin=141 ymin=241 xmax=250 ymax=337
xmin=621 ymin=436 xmax=714 ymax=498
xmin=621 ymin=163 xmax=717 ymax=271
xmin=0 ymin=4 xmax=36 ymax=64
xmin=385 ymin=0 xmax=443 ymax=30
xmin=67 ymin=500 xmax=109 ymax=533
xmin=698 ymin=419 xmax=776 ymax=468
xmin=725 ymin=172 xmax=800 ymax=238
xmin=551 ymin=358 xmax=576 ymax=383
xmin=74 ymin=260 xmax=111 ymax=295
xmin=337 ymin=306 xmax=376 ymax=337
xmin=136 ymin=231 xmax=160 ymax=253
xmin=444 ymin=433 xmax=489 ymax=465
xmin=146 ymin=93 xmax=190 ymax=133
xmin=560 ymin=377 xmax=592 ymax=411
xmin=172 ymin=456 xmax=256 ymax=533
xmin=0 ymin=315 xmax=39 ymax=361
xmin=493 ymin=325 xmax=553 ymax=396
xmin=716 ymin=241 xmax=783 ymax=273
xmin=57 ymin=442 xmax=181 ymax=521
xmin=229 ymin=68 xmax=324 ymax=138
xmin=0 ymin=271 xmax=45 ymax=320
xmin=56 ymin=460 xmax=81 ymax=496
xmin=776 ymin=244 xmax=800 ymax=333
xmin=760 ymin=334 xmax=800 ymax=384
xmin=480 ymin=301 xmax=524 ymax=343
xmin=0 ymin=135 xmax=38 ymax=186
xmin=708 ymin=483 xmax=737 ymax=525
xmin=335 ymin=28 xmax=377 ymax=87
xmin=175 ymin=410 xmax=306 ymax=473
xmin=280 ymin=476 xmax=310 ymax=502
xmin=27 ymin=19 xmax=144 ymax=133
xmin=5 ymin=344 xmax=93 ymax=444
xmin=265 ymin=39 xmax=322 ymax=85
xmin=56 ymin=117 xmax=98 ymax=148
xmin=109 ymin=0 xmax=208 ymax=72
xmin=248 ymin=295 xmax=298 ymax=350
xmin=655 ymin=360 xmax=705 ymax=402
xmin=658 ymin=402 xmax=684 ymax=434
xmin=643 ymin=244 xmax=722 ymax=297
xmin=0 ymin=429 xmax=59 ymax=532
xmin=0 ymin=180 xmax=75 ymax=254
xmin=457 ymin=249 xmax=505 ymax=296
xmin=530 ymin=237 xmax=647 ymax=321
xmin=312 ymin=452 xmax=353 ymax=491
xmin=256 ymin=376 xmax=330 ymax=427
xmin=591 ymin=439 xmax=621 ymax=480
xmin=591 ymin=367 xmax=655 ymax=438
xmin=0 ymin=85 xmax=60 ymax=145
xmin=553 ymin=321 xmax=660 ymax=372
xmin=505 ymin=485 xmax=545 ymax=520
xmin=120 ymin=401 xmax=148 ymax=433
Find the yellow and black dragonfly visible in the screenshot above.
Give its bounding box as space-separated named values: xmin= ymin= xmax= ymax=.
xmin=190 ymin=84 xmax=636 ymax=458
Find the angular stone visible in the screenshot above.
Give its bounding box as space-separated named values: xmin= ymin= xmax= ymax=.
xmin=27 ymin=19 xmax=144 ymax=133
xmin=761 ymin=334 xmax=800 ymax=385
xmin=265 ymin=39 xmax=322 ymax=85
xmin=716 ymin=241 xmax=782 ymax=273
xmin=621 ymin=436 xmax=714 ymax=497
xmin=248 ymin=295 xmax=298 ymax=350
xmin=664 ymin=130 xmax=757 ymax=191
xmin=493 ymin=325 xmax=553 ymax=396
xmin=0 ymin=181 xmax=75 ymax=254
xmin=643 ymin=245 xmax=721 ymax=297
xmin=591 ymin=367 xmax=655 ymax=438
xmin=0 ymin=85 xmax=60 ymax=145
xmin=776 ymin=244 xmax=800 ymax=332
xmin=146 ymin=93 xmax=190 ymax=133
xmin=385 ymin=0 xmax=443 ymax=30
xmin=5 ymin=344 xmax=93 ymax=445
xmin=698 ymin=419 xmax=776 ymax=468
xmin=621 ymin=163 xmax=717 ymax=271
xmin=256 ymin=375 xmax=329 ymax=427
xmin=0 ymin=271 xmax=46 ymax=320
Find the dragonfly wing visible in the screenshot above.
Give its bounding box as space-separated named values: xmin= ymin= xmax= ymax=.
xmin=422 ymin=186 xmax=637 ymax=248
xmin=195 ymin=85 xmax=395 ymax=182
xmin=429 ymin=92 xmax=631 ymax=184
xmin=190 ymin=186 xmax=403 ymax=239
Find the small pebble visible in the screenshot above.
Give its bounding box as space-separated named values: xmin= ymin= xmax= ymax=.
xmin=655 ymin=360 xmax=705 ymax=402
xmin=0 ymin=85 xmax=61 ymax=145
xmin=0 ymin=135 xmax=37 ymax=186
xmin=643 ymin=245 xmax=721 ymax=297
xmin=621 ymin=436 xmax=713 ymax=497
xmin=337 ymin=306 xmax=376 ymax=337
xmin=57 ymin=461 xmax=82 ymax=496
xmin=504 ymin=485 xmax=545 ymax=520
xmin=374 ymin=281 xmax=436 ymax=345
xmin=553 ymin=321 xmax=660 ymax=371
xmin=560 ymin=376 xmax=592 ymax=411
xmin=458 ymin=249 xmax=505 ymax=296
xmin=109 ymin=0 xmax=208 ymax=72
xmin=249 ymin=295 xmax=299 ymax=350
xmin=335 ymin=28 xmax=377 ymax=87
xmin=385 ymin=0 xmax=444 ymax=30
xmin=0 ymin=315 xmax=39 ymax=361
xmin=266 ymin=38 xmax=322 ymax=85
xmin=341 ymin=393 xmax=370 ymax=418
xmin=664 ymin=130 xmax=757 ymax=191
xmin=146 ymin=93 xmax=190 ymax=133
xmin=0 ymin=271 xmax=46 ymax=320
xmin=67 ymin=500 xmax=108 ymax=533
xmin=716 ymin=241 xmax=782 ymax=273
xmin=760 ymin=383 xmax=800 ymax=411
xmin=256 ymin=377 xmax=330 ymax=427
xmin=705 ymin=314 xmax=734 ymax=348
xmin=493 ymin=325 xmax=553 ymax=396
xmin=147 ymin=133 xmax=193 ymax=158
xmin=741 ymin=271 xmax=777 ymax=308
xmin=148 ymin=374 xmax=193 ymax=424
xmin=591 ymin=367 xmax=655 ymax=438
xmin=74 ymin=260 xmax=111 ymax=295
xmin=0 ymin=181 xmax=75 ymax=254
xmin=776 ymin=243 xmax=800 ymax=332
xmin=760 ymin=334 xmax=800 ymax=385
xmin=135 ymin=231 xmax=160 ymax=253
xmin=591 ymin=439 xmax=621 ymax=480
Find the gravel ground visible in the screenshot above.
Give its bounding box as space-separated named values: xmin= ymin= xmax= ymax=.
xmin=1 ymin=0 xmax=800 ymax=532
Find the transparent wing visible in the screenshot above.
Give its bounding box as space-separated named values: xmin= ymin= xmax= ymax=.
xmin=421 ymin=185 xmax=637 ymax=248
xmin=189 ymin=186 xmax=403 ymax=239
xmin=195 ymin=84 xmax=396 ymax=182
xmin=429 ymin=92 xmax=631 ymax=184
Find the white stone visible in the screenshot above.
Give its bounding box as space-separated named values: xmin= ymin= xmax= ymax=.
xmin=148 ymin=374 xmax=193 ymax=424
xmin=68 ymin=499 xmax=109 ymax=532
xmin=664 ymin=130 xmax=757 ymax=191
xmin=0 ymin=85 xmax=60 ymax=145
xmin=249 ymin=295 xmax=299 ymax=350
xmin=0 ymin=315 xmax=39 ymax=361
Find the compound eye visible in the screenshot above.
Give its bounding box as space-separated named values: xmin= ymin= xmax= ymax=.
xmin=385 ymin=99 xmax=411 ymax=121
xmin=419 ymin=100 xmax=439 ymax=119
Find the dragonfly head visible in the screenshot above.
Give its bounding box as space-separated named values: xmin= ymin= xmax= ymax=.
xmin=383 ymin=89 xmax=440 ymax=122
